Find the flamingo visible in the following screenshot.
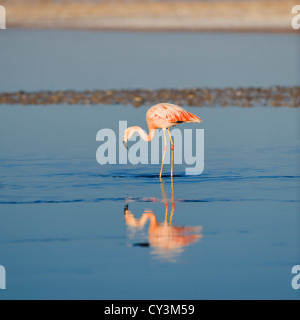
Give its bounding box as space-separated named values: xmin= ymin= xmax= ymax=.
xmin=122 ymin=103 xmax=202 ymax=178
xmin=124 ymin=180 xmax=202 ymax=262
xmin=125 ymin=208 xmax=202 ymax=255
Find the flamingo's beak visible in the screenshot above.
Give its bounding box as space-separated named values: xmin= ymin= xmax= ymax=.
xmin=122 ymin=139 xmax=128 ymax=149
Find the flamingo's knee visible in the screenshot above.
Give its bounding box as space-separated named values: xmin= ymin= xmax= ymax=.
xmin=164 ymin=146 xmax=168 ymax=152
xmin=171 ymin=145 xmax=175 ymax=151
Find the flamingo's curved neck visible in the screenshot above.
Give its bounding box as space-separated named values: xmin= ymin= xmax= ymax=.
xmin=134 ymin=126 xmax=156 ymax=142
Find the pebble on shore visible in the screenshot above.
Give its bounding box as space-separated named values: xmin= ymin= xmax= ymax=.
xmin=0 ymin=87 xmax=299 ymax=108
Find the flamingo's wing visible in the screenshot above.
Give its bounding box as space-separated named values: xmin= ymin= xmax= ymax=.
xmin=165 ymin=104 xmax=202 ymax=123
xmin=147 ymin=103 xmax=201 ymax=129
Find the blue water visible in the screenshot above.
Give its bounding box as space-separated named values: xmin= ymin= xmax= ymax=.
xmin=0 ymin=30 xmax=299 ymax=91
xmin=0 ymin=104 xmax=299 ymax=300
xmin=0 ymin=31 xmax=300 ymax=300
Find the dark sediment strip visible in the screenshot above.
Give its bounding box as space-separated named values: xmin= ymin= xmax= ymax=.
xmin=0 ymin=87 xmax=299 ymax=107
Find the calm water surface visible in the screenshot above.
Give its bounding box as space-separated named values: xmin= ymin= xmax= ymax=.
xmin=0 ymin=30 xmax=299 ymax=91
xmin=0 ymin=104 xmax=299 ymax=300
xmin=0 ymin=31 xmax=299 ymax=300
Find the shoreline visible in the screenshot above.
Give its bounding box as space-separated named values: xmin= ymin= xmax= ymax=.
xmin=3 ymin=1 xmax=299 ymax=33
xmin=7 ymin=24 xmax=298 ymax=34
xmin=1 ymin=87 xmax=299 ymax=108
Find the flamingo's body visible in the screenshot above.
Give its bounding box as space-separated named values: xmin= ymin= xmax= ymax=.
xmin=146 ymin=103 xmax=202 ymax=131
xmin=125 ymin=209 xmax=202 ymax=251
xmin=122 ymin=103 xmax=202 ymax=178
xmin=124 ymin=179 xmax=202 ymax=261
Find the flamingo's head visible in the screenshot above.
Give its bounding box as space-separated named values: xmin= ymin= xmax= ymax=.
xmin=122 ymin=127 xmax=135 ymax=149
xmin=122 ymin=139 xmax=128 ymax=150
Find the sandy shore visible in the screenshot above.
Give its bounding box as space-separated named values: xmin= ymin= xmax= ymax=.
xmin=1 ymin=87 xmax=299 ymax=108
xmin=2 ymin=1 xmax=299 ymax=32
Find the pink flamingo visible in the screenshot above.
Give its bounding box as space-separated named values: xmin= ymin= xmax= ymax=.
xmin=122 ymin=103 xmax=202 ymax=178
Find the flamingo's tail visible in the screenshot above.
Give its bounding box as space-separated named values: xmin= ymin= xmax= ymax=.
xmin=187 ymin=112 xmax=202 ymax=123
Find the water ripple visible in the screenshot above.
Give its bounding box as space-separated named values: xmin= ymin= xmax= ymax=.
xmin=0 ymin=197 xmax=298 ymax=205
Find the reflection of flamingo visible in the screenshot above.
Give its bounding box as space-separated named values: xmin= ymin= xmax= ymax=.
xmin=124 ymin=180 xmax=202 ymax=262
xmin=122 ymin=103 xmax=202 ymax=178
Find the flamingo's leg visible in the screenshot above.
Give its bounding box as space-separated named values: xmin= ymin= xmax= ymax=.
xmin=160 ymin=180 xmax=169 ymax=222
xmin=168 ymin=128 xmax=174 ymax=178
xmin=165 ymin=202 xmax=169 ymax=224
xmin=170 ymin=177 xmax=175 ymax=225
xmin=160 ymin=129 xmax=168 ymax=180
xmin=161 ymin=180 xmax=167 ymax=200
